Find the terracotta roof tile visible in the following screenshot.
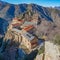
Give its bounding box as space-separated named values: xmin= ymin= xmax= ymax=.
xmin=23 ymin=25 xmax=34 ymax=31
xmin=13 ymin=18 xmax=24 ymax=23
xmin=12 ymin=23 xmax=20 ymax=27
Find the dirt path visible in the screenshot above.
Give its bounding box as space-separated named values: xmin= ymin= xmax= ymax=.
xmin=45 ymin=41 xmax=60 ymax=60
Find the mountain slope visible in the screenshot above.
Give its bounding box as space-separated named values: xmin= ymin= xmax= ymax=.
xmin=0 ymin=1 xmax=60 ymax=36
xmin=0 ymin=1 xmax=53 ymax=21
xmin=55 ymin=7 xmax=60 ymax=10
xmin=0 ymin=18 xmax=8 ymax=35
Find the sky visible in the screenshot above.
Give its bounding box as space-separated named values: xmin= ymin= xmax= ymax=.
xmin=1 ymin=0 xmax=60 ymax=7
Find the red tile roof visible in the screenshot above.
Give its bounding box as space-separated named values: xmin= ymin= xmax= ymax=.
xmin=18 ymin=19 xmax=24 ymax=22
xmin=23 ymin=25 xmax=34 ymax=31
xmin=13 ymin=17 xmax=18 ymax=20
xmin=12 ymin=23 xmax=20 ymax=27
xmin=31 ymin=42 xmax=37 ymax=45
xmin=13 ymin=18 xmax=24 ymax=23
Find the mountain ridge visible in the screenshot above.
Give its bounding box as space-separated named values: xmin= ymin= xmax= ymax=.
xmin=0 ymin=1 xmax=60 ymax=36
xmin=0 ymin=1 xmax=60 ymax=60
xmin=55 ymin=6 xmax=60 ymax=10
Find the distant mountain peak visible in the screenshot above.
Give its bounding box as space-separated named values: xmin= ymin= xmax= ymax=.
xmin=55 ymin=6 xmax=60 ymax=10
xmin=0 ymin=0 xmax=7 ymax=4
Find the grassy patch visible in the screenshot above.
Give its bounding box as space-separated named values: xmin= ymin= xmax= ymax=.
xmin=38 ymin=46 xmax=44 ymax=55
xmin=53 ymin=34 xmax=60 ymax=45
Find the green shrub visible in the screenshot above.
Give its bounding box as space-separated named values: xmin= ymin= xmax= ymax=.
xmin=38 ymin=46 xmax=44 ymax=55
xmin=53 ymin=34 xmax=60 ymax=45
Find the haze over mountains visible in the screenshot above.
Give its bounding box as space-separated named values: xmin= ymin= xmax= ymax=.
xmin=0 ymin=0 xmax=60 ymax=39
xmin=55 ymin=7 xmax=60 ymax=10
